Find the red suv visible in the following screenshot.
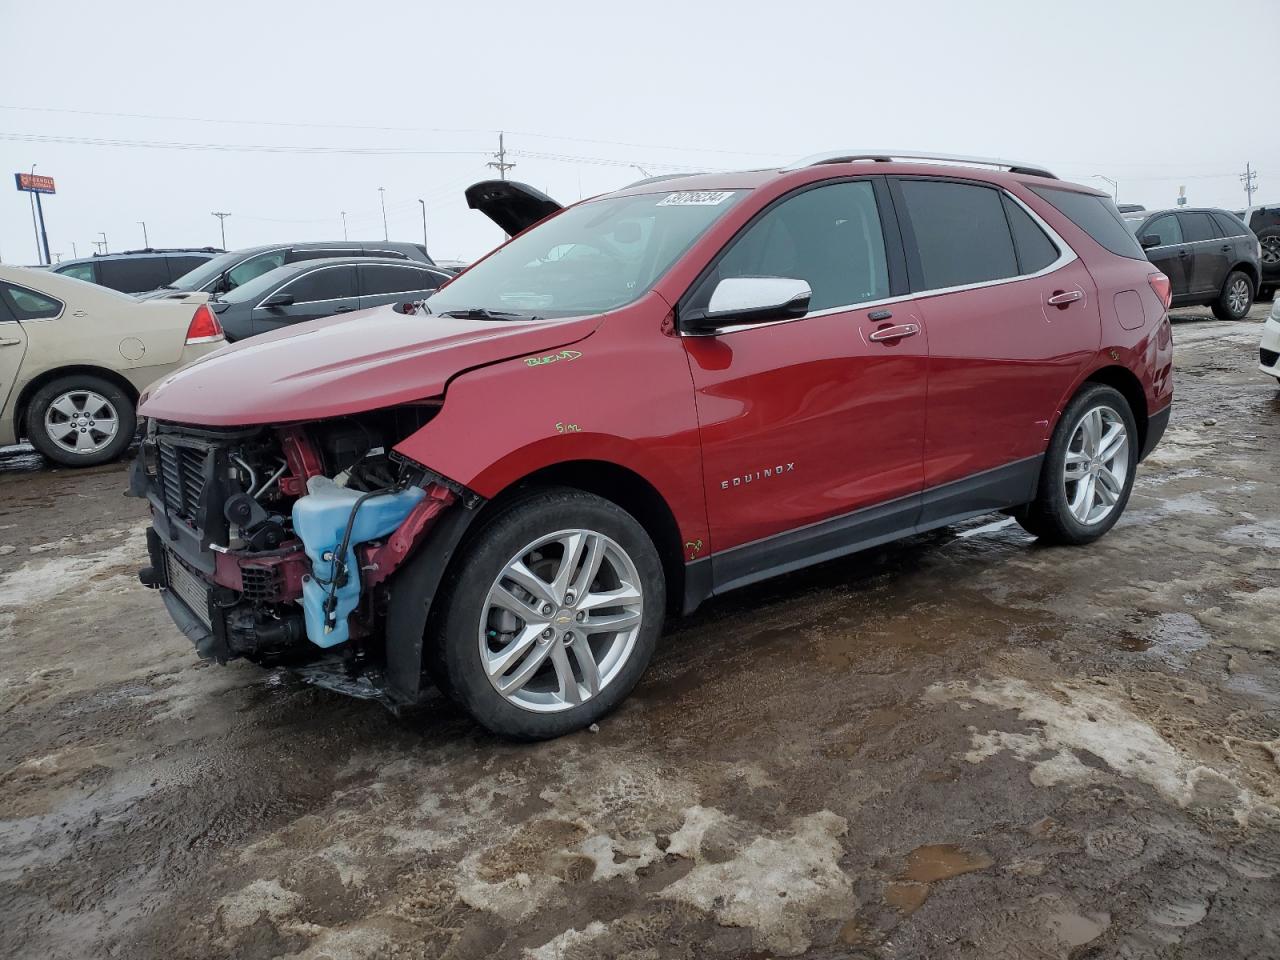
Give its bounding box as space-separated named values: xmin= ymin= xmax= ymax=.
xmin=131 ymin=152 xmax=1174 ymax=739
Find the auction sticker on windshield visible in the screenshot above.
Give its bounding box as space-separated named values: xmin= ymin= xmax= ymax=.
xmin=657 ymin=191 xmax=735 ymax=206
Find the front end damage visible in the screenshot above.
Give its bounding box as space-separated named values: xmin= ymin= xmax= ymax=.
xmin=129 ymin=408 xmax=479 ymax=707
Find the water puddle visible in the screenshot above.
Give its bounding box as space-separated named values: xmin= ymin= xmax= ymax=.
xmin=899 ymin=843 xmax=994 ymax=883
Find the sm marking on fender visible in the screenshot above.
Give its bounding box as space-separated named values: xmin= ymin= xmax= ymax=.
xmin=721 ymin=463 xmax=796 ymax=490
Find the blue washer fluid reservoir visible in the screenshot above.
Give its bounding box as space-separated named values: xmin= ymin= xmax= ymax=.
xmin=292 ymin=477 xmax=427 ymax=648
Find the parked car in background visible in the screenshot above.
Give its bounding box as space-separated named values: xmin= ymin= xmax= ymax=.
xmin=1260 ymin=299 xmax=1280 ymax=384
xmin=139 ymin=241 xmax=436 ymax=301
xmin=209 ymin=257 xmax=452 ymax=341
xmin=1236 ymin=204 xmax=1280 ymax=300
xmin=131 ymin=154 xmax=1172 ymax=739
xmin=0 ymin=264 xmax=224 ymax=466
xmin=52 ymin=248 xmax=224 ymax=294
xmin=1123 ymin=207 xmax=1260 ymax=320
xmin=1116 ymin=204 xmax=1146 ymax=214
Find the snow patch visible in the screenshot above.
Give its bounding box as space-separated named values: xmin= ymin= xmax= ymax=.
xmin=658 ymin=809 xmax=853 ymax=956
xmin=524 ymin=921 xmax=610 ymax=960
xmin=218 ymin=878 xmax=302 ymax=929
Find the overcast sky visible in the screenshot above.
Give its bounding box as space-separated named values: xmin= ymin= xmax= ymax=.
xmin=1 ymin=0 xmax=1276 ymax=266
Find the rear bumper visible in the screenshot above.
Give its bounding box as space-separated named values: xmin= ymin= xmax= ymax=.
xmin=1140 ymin=404 xmax=1171 ymax=461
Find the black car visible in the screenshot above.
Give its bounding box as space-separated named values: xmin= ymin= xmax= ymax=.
xmin=139 ymin=240 xmax=436 ymax=301
xmin=1123 ymin=207 xmax=1261 ymax=320
xmin=209 ymin=257 xmax=452 ymax=341
xmin=52 ymin=248 xmax=224 ymax=294
xmin=1236 ymin=204 xmax=1280 ymax=300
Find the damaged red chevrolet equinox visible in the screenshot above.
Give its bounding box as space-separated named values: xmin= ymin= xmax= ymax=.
xmin=132 ymin=152 xmax=1174 ymax=739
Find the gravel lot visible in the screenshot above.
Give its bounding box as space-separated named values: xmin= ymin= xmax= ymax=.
xmin=1 ymin=305 xmax=1278 ymax=960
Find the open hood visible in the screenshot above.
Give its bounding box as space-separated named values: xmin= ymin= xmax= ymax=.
xmin=465 ymin=180 xmax=563 ymax=236
xmin=139 ymin=304 xmax=599 ymax=428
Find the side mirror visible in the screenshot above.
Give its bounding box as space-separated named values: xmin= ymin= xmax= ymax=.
xmin=260 ymin=292 xmax=294 ymax=308
xmin=1140 ymin=234 xmax=1161 ymax=250
xmin=685 ymin=277 xmax=812 ymax=333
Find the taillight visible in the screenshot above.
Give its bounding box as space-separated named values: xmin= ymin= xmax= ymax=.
xmin=185 ymin=304 xmax=224 ymax=344
xmin=1148 ymin=272 xmax=1172 ymax=310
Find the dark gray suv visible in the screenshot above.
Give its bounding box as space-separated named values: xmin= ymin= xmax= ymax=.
xmin=1124 ymin=207 xmax=1261 ymax=320
xmin=209 ymin=257 xmax=451 ymax=341
xmin=52 ymin=248 xmax=223 ymax=293
xmin=140 ymin=240 xmax=435 ymax=301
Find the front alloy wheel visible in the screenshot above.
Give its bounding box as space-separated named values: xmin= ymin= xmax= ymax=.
xmin=1226 ymin=276 xmax=1252 ymax=317
xmin=481 ymin=529 xmax=644 ymax=713
xmin=431 ymin=487 xmax=664 ymax=739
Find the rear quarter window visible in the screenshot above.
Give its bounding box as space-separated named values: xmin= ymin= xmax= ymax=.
xmin=1030 ymin=186 xmax=1147 ymax=261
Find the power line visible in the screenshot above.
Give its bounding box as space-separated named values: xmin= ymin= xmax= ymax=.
xmin=0 ymin=103 xmax=787 ymax=158
xmin=0 ymin=132 xmax=491 ymax=157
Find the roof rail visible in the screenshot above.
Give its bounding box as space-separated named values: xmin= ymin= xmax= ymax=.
xmin=783 ymin=150 xmax=1057 ymax=180
xmin=624 ymin=172 xmax=708 ymax=189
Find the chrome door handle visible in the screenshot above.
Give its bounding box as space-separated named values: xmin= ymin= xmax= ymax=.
xmin=1047 ymin=290 xmax=1084 ymax=306
xmin=868 ymin=322 xmax=919 ymax=342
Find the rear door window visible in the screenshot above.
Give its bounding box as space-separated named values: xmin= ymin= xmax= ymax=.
xmin=1 ymin=283 xmax=63 ymax=320
xmin=1029 ymin=186 xmax=1147 ymax=260
xmin=283 ymin=265 xmax=357 ymax=303
xmin=1179 ymin=212 xmax=1220 ymax=243
xmin=359 ymin=264 xmax=443 ymax=296
xmin=1211 ymin=212 xmax=1247 ymax=237
xmin=1001 ymin=195 xmax=1059 ymax=274
xmin=897 ymin=179 xmax=1017 ymax=290
xmin=98 ymin=257 xmax=169 ymax=292
xmin=165 ymin=256 xmax=210 ymax=280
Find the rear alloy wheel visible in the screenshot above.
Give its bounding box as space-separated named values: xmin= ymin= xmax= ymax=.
xmin=1212 ymin=270 xmax=1254 ymax=321
xmin=431 ymin=488 xmax=663 ymax=739
xmin=25 ymin=374 xmax=136 ymax=467
xmin=1257 ymin=284 xmax=1275 ymax=303
xmin=1014 ymin=384 xmax=1137 ymax=545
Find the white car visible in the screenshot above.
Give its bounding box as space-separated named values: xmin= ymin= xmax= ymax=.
xmin=0 ymin=264 xmax=224 ymax=467
xmin=1262 ymin=299 xmax=1280 ymax=385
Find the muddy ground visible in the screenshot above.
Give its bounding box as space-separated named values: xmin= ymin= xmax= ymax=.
xmin=1 ymin=305 xmax=1278 ymax=960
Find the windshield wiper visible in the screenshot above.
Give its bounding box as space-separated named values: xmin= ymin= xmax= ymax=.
xmin=438 ymin=307 xmax=540 ymax=322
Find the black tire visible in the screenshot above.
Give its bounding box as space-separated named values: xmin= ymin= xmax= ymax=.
xmin=1211 ymin=269 xmax=1254 ymax=321
xmin=1257 ymin=284 xmax=1275 ymax=303
xmin=24 ymin=374 xmax=136 ymax=468
xmin=1014 ymin=384 xmax=1138 ymax=546
xmin=428 ymin=487 xmax=664 ymax=740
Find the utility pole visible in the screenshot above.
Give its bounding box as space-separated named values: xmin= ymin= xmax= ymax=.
xmin=418 ymin=198 xmax=428 ymax=254
xmin=138 ymin=221 xmax=149 ymax=248
xmin=97 ymin=231 xmax=108 ymax=254
xmin=71 ymin=241 xmax=77 ymax=258
xmin=1241 ymin=162 xmax=1258 ymax=208
xmin=378 ymin=187 xmax=388 ymax=240
xmin=633 ymin=164 xmax=652 ymax=179
xmin=211 ymin=211 xmax=231 ymax=249
xmin=340 ymin=211 xmax=348 ymax=241
xmin=487 ymin=131 xmax=516 ymax=180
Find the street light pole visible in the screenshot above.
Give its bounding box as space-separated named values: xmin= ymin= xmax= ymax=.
xmin=378 ymin=187 xmax=388 ymax=241
xmin=1092 ymin=174 xmax=1119 ymax=203
xmin=98 ymin=231 xmax=108 ymax=254
xmin=138 ymin=221 xmax=149 ymax=248
xmin=341 ymin=211 xmax=348 ymax=241
xmin=418 ymin=198 xmax=428 ymax=254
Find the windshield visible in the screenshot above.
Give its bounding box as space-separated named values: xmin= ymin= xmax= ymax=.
xmin=218 ymin=264 xmax=301 ymax=304
xmin=427 ymin=189 xmax=746 ymax=319
xmin=164 ymin=250 xmax=248 ymax=291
